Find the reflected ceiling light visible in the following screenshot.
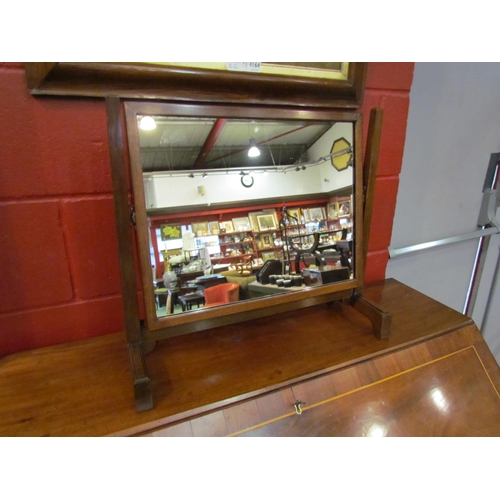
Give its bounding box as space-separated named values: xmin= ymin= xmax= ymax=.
xmin=139 ymin=116 xmax=156 ymax=131
xmin=366 ymin=423 xmax=386 ymax=437
xmin=430 ymin=388 xmax=448 ymax=412
xmin=248 ymin=139 xmax=261 ymax=158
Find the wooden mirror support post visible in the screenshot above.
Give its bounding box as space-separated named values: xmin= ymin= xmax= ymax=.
xmin=106 ymin=96 xmax=153 ymax=411
xmin=350 ymin=108 xmax=392 ymax=339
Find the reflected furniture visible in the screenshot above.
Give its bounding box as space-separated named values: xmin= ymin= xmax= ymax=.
xmin=220 ymin=270 xmax=257 ymax=300
xmin=178 ymin=271 xmax=204 ymax=287
xmin=188 ymin=274 xmax=227 ymax=291
xmin=203 ymin=283 xmax=240 ymax=308
xmin=178 ymin=292 xmax=205 ymax=312
xmin=154 ymin=287 xmax=168 ymax=309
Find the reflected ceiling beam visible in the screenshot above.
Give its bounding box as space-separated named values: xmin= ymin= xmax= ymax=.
xmin=192 ymin=118 xmax=227 ymax=170
xmin=205 ymin=123 xmax=314 ymax=166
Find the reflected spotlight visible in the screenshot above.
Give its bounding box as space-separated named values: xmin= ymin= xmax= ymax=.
xmin=248 ymin=139 xmax=260 ymax=158
xmin=139 ymin=116 xmax=156 ymax=131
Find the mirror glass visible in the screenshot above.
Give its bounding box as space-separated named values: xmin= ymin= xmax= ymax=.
xmin=124 ymin=102 xmax=361 ymax=330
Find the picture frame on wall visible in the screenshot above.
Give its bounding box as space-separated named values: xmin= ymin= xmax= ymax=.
xmin=257 ymin=214 xmax=277 ymax=231
xmin=338 ymin=200 xmax=351 ymax=215
xmin=287 ymin=208 xmax=301 ymax=223
xmin=262 ymin=209 xmax=278 ymax=227
xmin=248 ymin=211 xmax=263 ymax=231
xmin=327 ymin=203 xmax=338 ymax=219
xmin=259 ymin=234 xmax=273 ymax=248
xmin=219 ymin=220 xmax=235 ymax=233
xmin=232 ymin=217 xmax=251 ymax=231
xmin=191 ymin=221 xmax=209 ymax=236
xmin=261 ymin=251 xmax=276 ymax=263
xmin=209 ymin=221 xmax=220 ymax=234
xmin=160 ymin=223 xmax=182 ymax=241
xmin=308 ymin=207 xmax=325 ymax=221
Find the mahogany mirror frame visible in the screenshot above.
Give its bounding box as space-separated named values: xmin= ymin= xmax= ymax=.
xmin=123 ymin=100 xmax=365 ymax=340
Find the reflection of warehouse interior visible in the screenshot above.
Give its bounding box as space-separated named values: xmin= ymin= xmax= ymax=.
xmin=138 ymin=116 xmax=355 ymax=315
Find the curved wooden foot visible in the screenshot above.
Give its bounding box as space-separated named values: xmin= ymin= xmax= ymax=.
xmin=351 ymin=294 xmax=392 ymax=339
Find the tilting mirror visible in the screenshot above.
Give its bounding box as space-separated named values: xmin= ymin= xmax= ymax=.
xmin=124 ymin=102 xmax=363 ymax=333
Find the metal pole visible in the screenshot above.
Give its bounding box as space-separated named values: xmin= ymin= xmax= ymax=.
xmin=389 ymin=226 xmax=498 ymax=259
xmin=464 ymin=154 xmax=499 ymax=316
xmin=464 ymin=227 xmax=490 ymax=315
xmin=481 ymin=245 xmax=500 ymax=332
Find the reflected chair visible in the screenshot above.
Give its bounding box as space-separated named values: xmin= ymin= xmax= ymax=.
xmin=203 ymin=283 xmax=240 ymax=308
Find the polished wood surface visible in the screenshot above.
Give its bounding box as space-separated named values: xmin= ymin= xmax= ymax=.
xmin=235 ymin=335 xmax=500 ymax=436
xmin=25 ymin=62 xmax=367 ymax=109
xmin=150 ymin=324 xmax=500 ymax=437
xmin=1 ymin=279 xmax=497 ymax=437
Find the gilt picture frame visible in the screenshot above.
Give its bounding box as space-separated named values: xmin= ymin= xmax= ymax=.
xmin=219 ymin=221 xmax=234 ymax=233
xmin=257 ymin=214 xmax=277 ymax=231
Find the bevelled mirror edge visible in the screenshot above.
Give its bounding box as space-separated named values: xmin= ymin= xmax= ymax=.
xmin=124 ymin=100 xmax=364 ymax=335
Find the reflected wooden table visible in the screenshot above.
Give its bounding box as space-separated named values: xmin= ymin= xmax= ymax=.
xmin=178 ymin=291 xmax=205 ymax=311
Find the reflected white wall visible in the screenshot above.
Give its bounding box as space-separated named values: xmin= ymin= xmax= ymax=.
xmin=148 ymin=122 xmax=354 ymax=209
xmin=151 ymin=169 xmax=323 ymax=208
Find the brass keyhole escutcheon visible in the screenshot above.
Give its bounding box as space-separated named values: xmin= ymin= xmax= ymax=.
xmin=294 ymin=401 xmax=305 ymax=415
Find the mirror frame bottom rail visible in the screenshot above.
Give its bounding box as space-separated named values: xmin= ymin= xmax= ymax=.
xmin=142 ymin=287 xmax=355 ymax=345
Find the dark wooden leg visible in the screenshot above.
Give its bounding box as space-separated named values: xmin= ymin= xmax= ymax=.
xmin=350 ymin=294 xmax=392 ymax=339
xmin=106 ymin=96 xmax=153 ymax=411
xmin=128 ymin=344 xmax=153 ymax=412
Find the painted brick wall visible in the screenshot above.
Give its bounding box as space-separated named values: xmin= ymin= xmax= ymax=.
xmin=0 ymin=62 xmax=414 ymax=356
xmin=360 ymin=63 xmax=414 ymax=282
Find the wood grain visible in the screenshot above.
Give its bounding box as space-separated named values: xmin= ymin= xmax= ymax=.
xmin=24 ymin=62 xmax=367 ymax=109
xmin=0 ymin=280 xmax=484 ymax=436
xmin=236 ymin=345 xmax=500 ymax=437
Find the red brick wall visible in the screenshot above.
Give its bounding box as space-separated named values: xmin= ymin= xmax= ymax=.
xmin=361 ymin=63 xmax=414 ymax=281
xmin=0 ymin=62 xmax=414 ymax=355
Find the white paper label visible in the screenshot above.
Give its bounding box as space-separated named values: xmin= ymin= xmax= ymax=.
xmin=226 ymin=62 xmax=261 ymax=73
